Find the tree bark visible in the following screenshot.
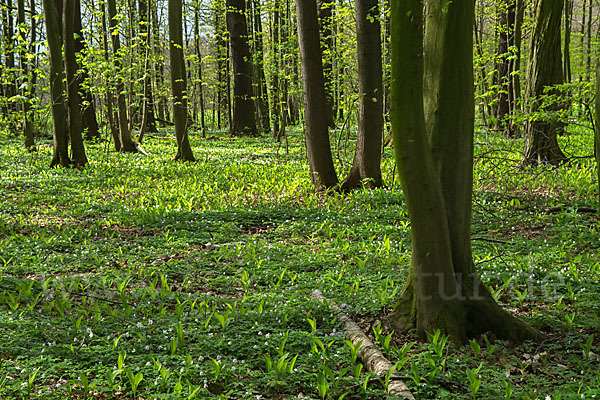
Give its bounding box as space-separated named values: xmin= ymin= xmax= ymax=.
xmin=107 ymin=0 xmax=138 ymax=153
xmin=63 ymin=0 xmax=88 ymax=166
xmin=17 ymin=0 xmax=34 ymax=149
xmin=169 ymin=0 xmax=195 ymax=161
xmin=317 ymin=0 xmax=335 ymax=128
xmin=524 ymin=0 xmax=566 ymax=166
xmin=389 ymin=0 xmax=541 ymax=343
xmin=74 ymin=0 xmax=100 ymax=140
xmin=341 ymin=0 xmax=383 ymax=191
xmin=226 ymin=0 xmax=258 ymax=136
xmin=594 ymin=60 xmax=600 ymax=210
xmin=563 ymin=0 xmax=573 ymax=83
xmin=193 ymin=0 xmax=206 ymax=137
xmin=43 ymin=0 xmax=70 ymax=167
xmin=138 ymin=0 xmax=157 ymax=139
xmin=495 ymin=0 xmax=514 ymax=136
xmin=296 ymin=0 xmax=338 ymax=191
xmin=250 ymin=0 xmax=270 ymax=134
xmin=101 ymin=0 xmax=120 ymax=151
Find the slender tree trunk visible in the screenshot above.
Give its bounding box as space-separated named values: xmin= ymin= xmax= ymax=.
xmin=586 ymin=0 xmax=592 ymax=82
xmin=341 ymin=0 xmax=383 ymax=191
xmin=563 ymin=0 xmax=573 ymax=83
xmin=509 ymin=0 xmax=524 ymax=131
xmin=296 ymin=0 xmax=338 ymax=190
xmin=389 ymin=0 xmax=540 ymax=343
xmin=193 ymin=0 xmax=206 ymax=137
xmin=595 ymin=58 xmax=600 ymax=209
xmin=317 ymin=0 xmax=335 ymax=128
xmin=17 ymin=0 xmax=34 ymax=149
xmin=495 ymin=0 xmax=514 ymax=135
xmin=169 ymin=0 xmax=195 ymax=160
xmin=101 ymin=0 xmax=120 ymax=151
xmin=226 ymin=0 xmax=258 ymax=136
xmin=5 ymin=0 xmax=17 ymax=118
xmin=524 ymin=0 xmax=566 ymax=166
xmin=108 ymin=0 xmax=138 ymax=152
xmin=138 ymin=0 xmax=157 ymax=139
xmin=152 ymin=3 xmax=167 ymax=123
xmin=63 ymin=0 xmax=87 ymax=166
xmin=214 ymin=0 xmax=228 ymax=130
xmin=43 ymin=0 xmax=70 ymax=167
xmin=74 ymin=1 xmax=100 ymax=140
xmin=271 ymin=6 xmax=281 ymax=139
xmin=252 ymin=0 xmax=270 ymax=134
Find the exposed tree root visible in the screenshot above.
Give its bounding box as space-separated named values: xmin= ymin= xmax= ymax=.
xmin=389 ymin=278 xmax=545 ymax=344
xmin=312 ymin=290 xmax=415 ymax=400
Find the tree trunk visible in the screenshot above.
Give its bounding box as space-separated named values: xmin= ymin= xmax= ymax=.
xmin=214 ymin=0 xmax=227 ymax=129
xmin=595 ymin=58 xmax=600 ymax=209
xmin=495 ymin=0 xmax=513 ymax=135
xmin=524 ymin=0 xmax=566 ymax=166
xmin=63 ymin=0 xmax=88 ymax=166
xmin=101 ymin=0 xmax=120 ymax=151
xmin=389 ymin=0 xmax=541 ymax=343
xmin=17 ymin=0 xmax=34 ymax=149
xmin=74 ymin=1 xmax=100 ymax=140
xmin=151 ymin=3 xmax=165 ymax=124
xmin=4 ymin=0 xmax=17 ymax=120
xmin=43 ymin=0 xmax=70 ymax=167
xmin=563 ymin=0 xmax=573 ymax=83
xmin=169 ymin=0 xmax=195 ymax=161
xmin=108 ymin=0 xmax=138 ymax=153
xmin=508 ymin=0 xmax=524 ymax=134
xmin=271 ymin=6 xmax=281 ymax=139
xmin=317 ymin=0 xmax=335 ymax=128
xmin=250 ymin=0 xmax=270 ymax=134
xmin=296 ymin=0 xmax=338 ymax=190
xmin=193 ymin=0 xmax=206 ymax=137
xmin=341 ymin=0 xmax=383 ymax=191
xmin=227 ymin=0 xmax=258 ymax=136
xmin=138 ymin=0 xmax=157 ymax=138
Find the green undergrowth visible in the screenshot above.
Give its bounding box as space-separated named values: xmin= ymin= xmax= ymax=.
xmin=0 ymin=126 xmax=598 ymax=399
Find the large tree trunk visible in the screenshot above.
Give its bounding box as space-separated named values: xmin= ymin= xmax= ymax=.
xmin=296 ymin=0 xmax=338 ymax=191
xmin=107 ymin=0 xmax=138 ymax=153
xmin=169 ymin=0 xmax=195 ymax=161
xmin=63 ymin=0 xmax=88 ymax=166
xmin=226 ymin=0 xmax=258 ymax=136
xmin=42 ymin=0 xmax=70 ymax=167
xmin=317 ymin=0 xmax=335 ymax=128
xmin=523 ymin=0 xmax=566 ymax=166
xmin=389 ymin=0 xmax=541 ymax=343
xmin=341 ymin=0 xmax=383 ymax=191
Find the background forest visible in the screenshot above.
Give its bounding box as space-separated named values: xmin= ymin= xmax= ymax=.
xmin=0 ymin=0 xmax=600 ymax=399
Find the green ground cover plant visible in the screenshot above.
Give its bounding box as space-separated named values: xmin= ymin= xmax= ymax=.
xmin=0 ymin=126 xmax=598 ymax=399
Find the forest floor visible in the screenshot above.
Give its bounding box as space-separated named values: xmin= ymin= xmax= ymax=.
xmin=0 ymin=125 xmax=599 ymax=399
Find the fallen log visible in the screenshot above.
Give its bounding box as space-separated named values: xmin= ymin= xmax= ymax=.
xmin=312 ymin=290 xmax=415 ymax=400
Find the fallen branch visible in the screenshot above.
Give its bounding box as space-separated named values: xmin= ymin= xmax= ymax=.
xmin=543 ymin=206 xmax=598 ymax=214
xmin=312 ymin=290 xmax=415 ymax=400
